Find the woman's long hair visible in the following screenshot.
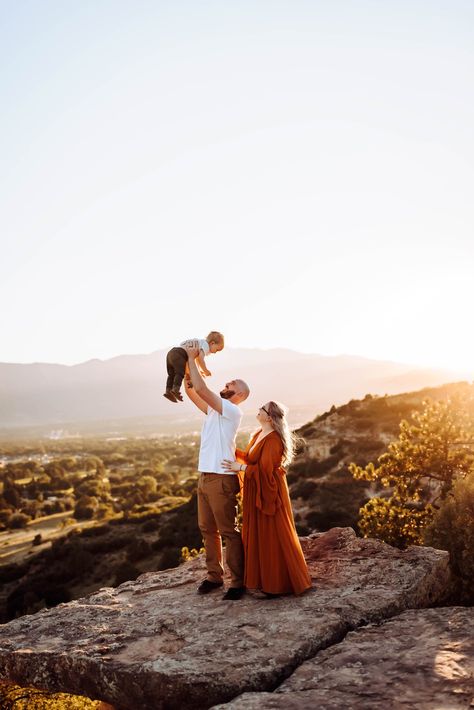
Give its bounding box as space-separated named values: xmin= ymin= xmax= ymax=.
xmin=265 ymin=401 xmax=300 ymax=468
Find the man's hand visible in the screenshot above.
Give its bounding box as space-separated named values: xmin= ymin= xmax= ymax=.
xmin=185 ymin=343 xmax=200 ymax=359
xmin=201 ymin=368 xmax=212 ymax=377
xmin=222 ymin=459 xmax=243 ymax=472
xmin=186 ymin=348 xmax=223 ymax=415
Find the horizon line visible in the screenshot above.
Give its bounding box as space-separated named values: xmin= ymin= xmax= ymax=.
xmin=0 ymin=347 xmax=470 ymax=376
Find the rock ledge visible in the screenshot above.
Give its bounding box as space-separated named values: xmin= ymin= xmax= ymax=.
xmin=0 ymin=528 xmax=450 ymax=710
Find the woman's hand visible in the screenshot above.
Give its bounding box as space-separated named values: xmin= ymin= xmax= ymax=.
xmin=222 ymin=459 xmax=242 ymax=472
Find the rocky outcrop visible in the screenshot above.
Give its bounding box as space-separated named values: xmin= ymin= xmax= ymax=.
xmin=0 ymin=528 xmax=450 ymax=710
xmin=219 ymin=606 xmax=474 ymax=709
xmin=291 ymin=382 xmax=474 ymax=532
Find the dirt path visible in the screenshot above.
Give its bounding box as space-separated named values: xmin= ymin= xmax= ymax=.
xmin=0 ymin=512 xmax=96 ymax=564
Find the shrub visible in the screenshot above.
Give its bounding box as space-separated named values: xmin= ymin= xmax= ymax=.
xmin=329 ymin=439 xmax=348 ymax=455
xmin=286 ymin=460 xmax=309 ymax=479
xmin=351 ymin=417 xmax=376 ymax=431
xmin=0 ymin=682 xmax=101 ymax=709
xmin=180 ymin=546 xmax=204 ymax=562
xmin=295 ymin=522 xmax=311 ymax=536
xmin=358 ymin=497 xmax=433 ymax=548
xmin=85 ymin=533 xmax=130 ymax=554
xmin=142 ymin=518 xmax=161 ymax=532
xmin=80 ymin=524 xmax=110 ymax=538
xmin=9 ymin=513 xmax=31 ymax=529
xmin=160 ymin=548 xmax=181 ymax=570
xmin=43 ymin=585 xmax=71 ymax=607
xmin=315 ymin=405 xmax=336 ymax=422
xmin=307 ymin=454 xmax=340 ymax=477
xmin=114 ymin=561 xmax=140 ymax=586
xmin=424 ymin=471 xmax=474 ymax=603
xmin=74 ymin=495 xmax=98 ymax=520
xmin=127 ymin=539 xmax=152 ymax=562
xmin=0 ymin=562 xmax=28 ymax=585
xmin=291 ymin=480 xmax=318 ymax=499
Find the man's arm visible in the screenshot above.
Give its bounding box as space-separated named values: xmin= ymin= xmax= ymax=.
xmin=183 ymin=367 xmax=209 ymax=414
xmin=187 ymin=347 xmax=223 ymax=414
xmin=196 ymin=351 xmax=211 ymax=377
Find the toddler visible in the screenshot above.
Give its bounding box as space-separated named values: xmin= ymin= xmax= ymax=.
xmin=164 ymin=331 xmax=224 ymax=402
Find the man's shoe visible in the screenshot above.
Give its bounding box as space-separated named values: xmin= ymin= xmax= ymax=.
xmin=222 ymin=586 xmax=246 ymax=601
xmin=172 ymin=387 xmax=183 ymax=402
xmin=163 ymin=390 xmax=177 ymax=403
xmin=197 ymin=579 xmax=223 ymax=594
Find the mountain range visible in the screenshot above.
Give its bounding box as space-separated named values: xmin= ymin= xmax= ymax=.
xmin=0 ymin=348 xmax=465 ymax=434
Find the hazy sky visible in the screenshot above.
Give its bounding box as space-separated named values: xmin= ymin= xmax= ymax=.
xmin=2 ymin=1 xmax=474 ymax=372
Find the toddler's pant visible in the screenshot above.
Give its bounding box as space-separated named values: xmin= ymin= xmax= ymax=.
xmin=166 ymin=347 xmax=188 ymax=391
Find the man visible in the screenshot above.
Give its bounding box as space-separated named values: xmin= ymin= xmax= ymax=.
xmin=185 ymin=342 xmax=250 ymax=601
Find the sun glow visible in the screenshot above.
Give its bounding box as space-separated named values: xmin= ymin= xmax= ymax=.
xmin=1 ymin=3 xmax=474 ymax=368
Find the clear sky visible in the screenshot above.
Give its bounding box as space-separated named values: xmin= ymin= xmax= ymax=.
xmin=2 ymin=1 xmax=474 ymax=373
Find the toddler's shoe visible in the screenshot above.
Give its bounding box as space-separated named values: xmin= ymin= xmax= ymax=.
xmin=172 ymin=387 xmax=183 ymax=402
xmin=163 ymin=390 xmax=177 ymax=403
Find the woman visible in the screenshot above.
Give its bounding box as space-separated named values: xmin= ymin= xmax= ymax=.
xmin=223 ymin=401 xmax=312 ymax=596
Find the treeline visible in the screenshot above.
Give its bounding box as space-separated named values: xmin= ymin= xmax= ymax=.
xmin=0 ymin=436 xmax=200 ymax=529
xmin=0 ymin=433 xmax=250 ymax=622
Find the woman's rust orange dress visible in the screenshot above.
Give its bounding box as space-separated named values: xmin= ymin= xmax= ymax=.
xmin=236 ymin=431 xmax=312 ymax=595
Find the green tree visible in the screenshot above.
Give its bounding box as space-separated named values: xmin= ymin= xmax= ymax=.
xmin=76 ymin=475 xmax=110 ymax=499
xmin=9 ymin=512 xmax=32 ymax=529
xmin=74 ymin=495 xmax=99 ymax=520
xmin=43 ymin=461 xmax=67 ymax=482
xmin=424 ymin=470 xmax=474 ymax=603
xmin=349 ymin=397 xmax=474 ymax=548
xmin=137 ymin=475 xmax=158 ymax=500
xmin=3 ymin=480 xmax=21 ymax=509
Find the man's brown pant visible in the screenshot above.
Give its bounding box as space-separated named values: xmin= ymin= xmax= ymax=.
xmin=197 ymin=473 xmax=244 ymax=587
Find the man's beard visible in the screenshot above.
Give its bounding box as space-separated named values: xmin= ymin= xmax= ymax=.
xmin=220 ymin=389 xmax=235 ymax=400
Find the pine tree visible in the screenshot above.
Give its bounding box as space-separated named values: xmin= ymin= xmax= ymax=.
xmin=349 ymin=396 xmax=474 ymax=548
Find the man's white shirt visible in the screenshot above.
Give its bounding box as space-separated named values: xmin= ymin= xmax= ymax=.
xmin=198 ymin=399 xmax=242 ymax=474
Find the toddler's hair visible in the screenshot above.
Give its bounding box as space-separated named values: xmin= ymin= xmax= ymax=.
xmin=206 ymin=331 xmax=225 ymax=347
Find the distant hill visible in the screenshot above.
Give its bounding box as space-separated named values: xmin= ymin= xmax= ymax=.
xmin=0 ymin=348 xmax=464 ymax=433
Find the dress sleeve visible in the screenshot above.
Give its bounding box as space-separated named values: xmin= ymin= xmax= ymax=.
xmin=236 ymin=432 xmax=259 ymax=463
xmin=246 ymin=436 xmax=283 ymax=516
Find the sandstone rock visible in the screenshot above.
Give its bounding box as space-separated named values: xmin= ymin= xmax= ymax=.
xmin=219 ymin=606 xmax=474 ymax=709
xmin=0 ymin=528 xmax=450 ymax=710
